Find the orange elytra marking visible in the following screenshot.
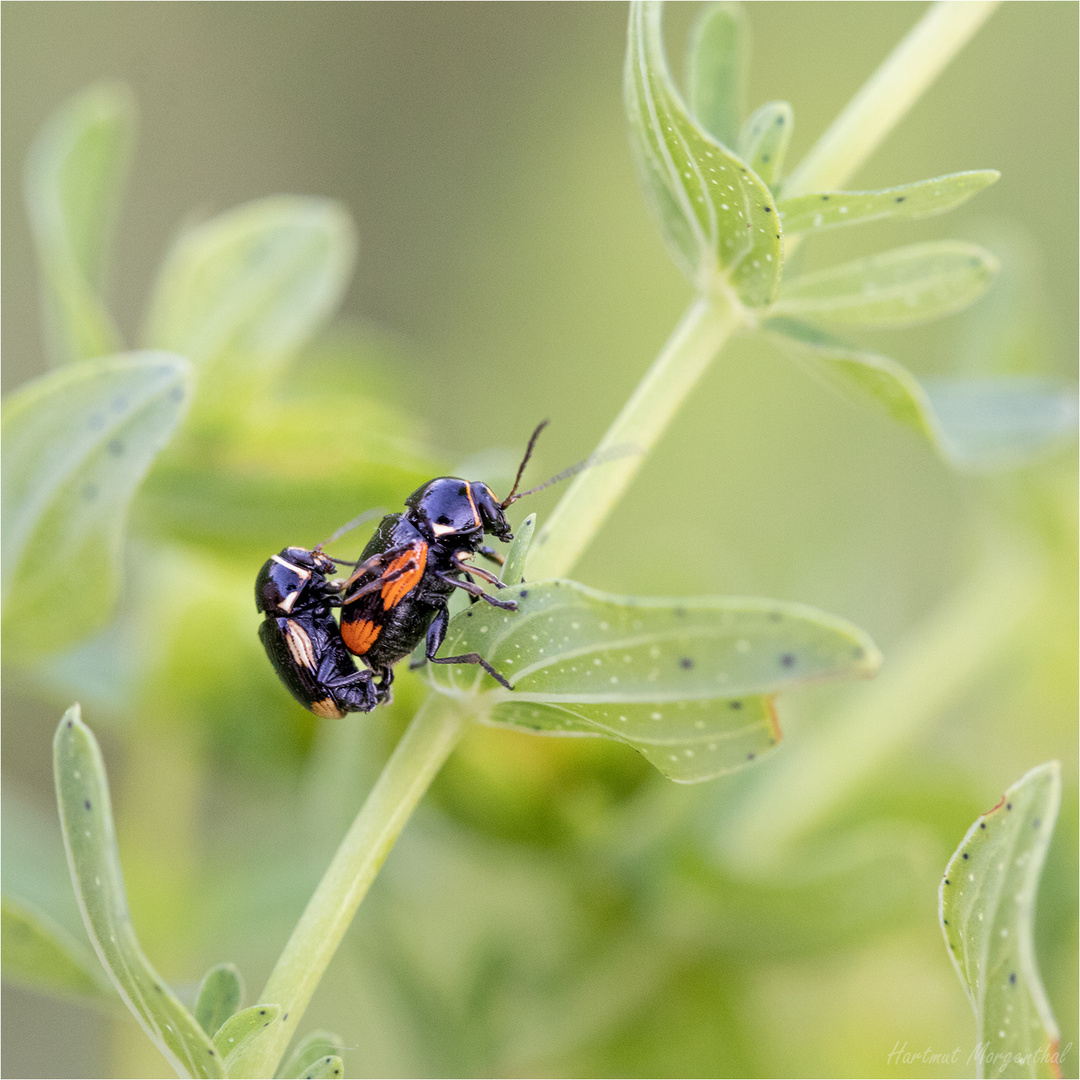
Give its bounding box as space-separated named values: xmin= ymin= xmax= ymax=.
xmin=342 ymin=617 xmax=381 ymax=656
xmin=381 ymin=544 xmax=427 ymax=610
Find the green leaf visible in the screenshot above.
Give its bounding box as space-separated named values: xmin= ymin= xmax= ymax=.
xmin=685 ymin=2 xmax=749 ymax=149
xmin=279 ymin=1031 xmax=344 ymax=1080
xmin=2 ymin=352 xmax=191 ymax=658
xmin=296 ymin=1056 xmax=344 ymax=1079
xmin=500 ymin=512 xmax=535 ymax=586
xmin=428 ymin=580 xmax=880 ymax=782
xmin=773 ymin=240 xmax=998 ymax=327
xmin=921 ymin=378 xmax=1077 ymax=471
xmin=212 ymin=1004 xmax=283 ymax=1073
xmin=24 ymin=82 xmax=133 ymax=366
xmin=195 ymin=963 xmax=244 ymax=1039
xmin=53 ymin=706 xmax=225 ymax=1078
xmin=940 ymin=762 xmax=1063 ymax=1079
xmin=625 ymin=1 xmax=782 ymax=304
xmin=777 ymin=170 xmax=999 ymax=234
xmin=737 ymin=101 xmax=793 ymax=187
xmin=1 ymin=893 xmax=116 ymax=1007
xmin=143 ymin=196 xmax=355 ymax=371
xmin=765 ymin=319 xmax=940 ymax=442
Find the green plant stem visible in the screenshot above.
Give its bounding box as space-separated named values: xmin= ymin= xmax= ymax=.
xmin=527 ymin=293 xmax=742 ymax=581
xmin=240 ymin=9 xmax=1002 ymax=1072
xmin=229 ymin=693 xmax=478 ymax=1079
xmin=783 ymin=0 xmax=1000 ymax=199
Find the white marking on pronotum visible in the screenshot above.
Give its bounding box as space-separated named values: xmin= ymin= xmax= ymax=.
xmin=271 ymin=554 xmax=309 ymax=579
xmin=277 ymin=590 xmax=300 ymax=614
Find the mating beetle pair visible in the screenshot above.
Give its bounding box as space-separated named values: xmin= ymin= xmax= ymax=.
xmin=256 ymin=423 xmax=554 ymax=717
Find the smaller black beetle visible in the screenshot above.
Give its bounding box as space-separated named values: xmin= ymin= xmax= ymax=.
xmin=255 ymin=545 xmax=383 ymax=717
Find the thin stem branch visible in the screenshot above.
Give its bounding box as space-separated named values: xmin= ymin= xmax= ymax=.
xmin=229 ymin=694 xmax=478 ymax=1079
xmin=783 ymin=1 xmax=1000 ymax=198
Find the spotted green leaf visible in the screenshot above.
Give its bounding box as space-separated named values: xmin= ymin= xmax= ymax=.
xmin=195 ymin=963 xmax=244 ymax=1039
xmin=625 ymin=1 xmax=782 ymax=304
xmin=296 ymin=1055 xmax=344 ymax=1080
xmin=772 ymin=240 xmax=997 ymax=327
xmin=1 ymin=893 xmax=116 ymax=1007
xmin=939 ymin=762 xmax=1063 ymax=1079
xmin=53 ymin=706 xmax=226 ymax=1078
xmin=279 ymin=1030 xmax=345 ymax=1080
xmin=24 ymin=82 xmax=133 ymax=366
xmin=213 ymin=1004 xmax=283 ymax=1074
xmin=428 ymin=580 xmax=880 ymax=782
xmin=737 ymin=101 xmax=793 ymax=188
xmin=500 ymin=512 xmax=535 ymax=586
xmin=778 ymin=170 xmax=999 ymax=234
xmin=685 ymin=2 xmax=749 ymax=149
xmin=2 ymin=352 xmax=191 ymax=658
xmin=143 ymin=196 xmax=355 ymax=371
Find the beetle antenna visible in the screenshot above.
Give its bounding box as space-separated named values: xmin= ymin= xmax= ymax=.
xmin=317 ymin=507 xmax=386 ymax=552
xmin=499 ymin=419 xmax=550 ymax=508
xmin=502 ymin=442 xmax=642 ymax=505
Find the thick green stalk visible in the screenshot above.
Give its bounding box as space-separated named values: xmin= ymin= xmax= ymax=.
xmin=527 ymin=293 xmax=742 ymax=581
xmin=229 ymin=693 xmax=478 ymax=1079
xmin=783 ymin=0 xmax=1000 ymax=198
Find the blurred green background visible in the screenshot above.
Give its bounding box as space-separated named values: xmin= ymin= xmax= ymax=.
xmin=2 ymin=3 xmax=1076 ymax=1078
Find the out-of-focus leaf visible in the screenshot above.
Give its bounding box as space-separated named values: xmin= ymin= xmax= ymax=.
xmin=772 ymin=241 xmax=997 ymax=327
xmin=143 ymin=196 xmax=355 ymax=371
xmin=53 ymin=706 xmax=225 ymax=1078
xmin=940 ymin=762 xmax=1062 ymax=1079
xmin=625 ymin=1 xmax=782 ymax=304
xmin=195 ymin=963 xmax=244 ymax=1039
xmin=296 ymin=1056 xmax=344 ymax=1079
xmin=1 ymin=893 xmax=117 ymax=1007
xmin=685 ymin=2 xmax=749 ymax=149
xmin=500 ymin=513 xmax=535 ymax=586
xmin=213 ymin=1004 xmax=284 ymax=1073
xmin=767 ymin=320 xmax=1077 ymax=471
xmin=923 ymin=378 xmax=1077 ymax=471
xmin=429 ymin=580 xmax=880 ymax=782
xmin=737 ymin=101 xmax=793 ymax=188
xmin=279 ymin=1031 xmax=345 ymax=1080
xmin=778 ymin=170 xmax=999 ymax=234
xmin=2 ymin=352 xmax=191 ymax=658
xmin=24 ymin=82 xmax=133 ymax=365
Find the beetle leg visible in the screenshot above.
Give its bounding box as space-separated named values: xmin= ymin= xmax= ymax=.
xmin=451 ymin=553 xmax=505 ymax=589
xmin=339 ymin=564 xmax=412 ymax=606
xmin=477 ymin=545 xmax=505 ymax=567
xmin=424 ymin=605 xmax=513 ymax=690
xmin=339 ymin=542 xmax=416 ymax=595
xmin=436 ymin=571 xmax=517 ymax=611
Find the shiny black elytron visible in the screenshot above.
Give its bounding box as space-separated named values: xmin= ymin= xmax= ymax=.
xmin=256 ymin=422 xmax=555 ymax=716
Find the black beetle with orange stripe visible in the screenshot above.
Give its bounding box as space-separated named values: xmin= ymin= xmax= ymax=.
xmin=255 ymin=546 xmax=383 ymax=717
xmin=337 ymin=423 xmax=554 ymax=696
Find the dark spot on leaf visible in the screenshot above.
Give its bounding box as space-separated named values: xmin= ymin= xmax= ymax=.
xmin=107 ymin=438 xmax=124 ymax=456
xmin=1033 ymin=818 xmax=1041 ymax=828
xmin=208 ymin=1049 xmax=215 ymax=1056
xmin=1009 ymin=972 xmax=1016 ymax=985
xmin=895 ymin=196 xmax=906 ymax=203
xmin=821 ymin=195 xmax=830 ymax=201
xmin=779 ymin=653 xmax=796 ymax=668
xmin=520 ymin=589 xmax=528 ymax=598
xmin=82 ymin=484 xmax=98 ymax=501
xmin=155 ymin=984 xmax=163 ymax=992
xmin=679 ymin=657 xmax=694 ymax=669
xmin=465 ymin=610 xmax=473 ymax=617
xmin=729 ymin=700 xmax=742 ymax=710
xmin=747 ymin=752 xmax=755 ymax=761
xmin=761 ymin=154 xmax=770 ymax=162
xmin=169 ymin=386 xmax=184 ymax=403
xmin=673 ymin=607 xmax=686 ymax=617
xmin=283 ymin=1013 xmax=288 ymax=1020
xmin=259 ymin=1009 xmax=266 ymax=1015
xmin=979 ymin=822 xmax=986 ymax=829
xmin=944 ymin=878 xmax=950 ymax=885
xmin=775 ymin=234 xmax=780 ymax=239
xmin=775 ymin=115 xmax=784 ymax=125
xmin=962 ymin=853 xmax=969 ymax=860
xmin=84 ymin=799 xmax=92 ymax=811
xmin=942 ymin=918 xmax=948 ymax=925
xmin=1006 ymin=803 xmax=1012 ymax=810
xmin=67 ymin=719 xmax=73 ymax=728
xmin=763 ymin=206 xmax=772 ymax=213
xmin=745 ymin=222 xmax=752 ymax=228
xmin=767 ymin=610 xmax=782 ymax=622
